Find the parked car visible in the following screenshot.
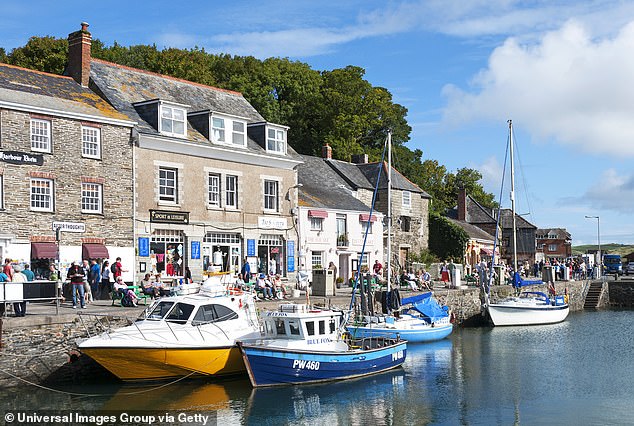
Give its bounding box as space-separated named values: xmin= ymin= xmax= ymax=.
xmin=625 ymin=262 xmax=634 ymax=276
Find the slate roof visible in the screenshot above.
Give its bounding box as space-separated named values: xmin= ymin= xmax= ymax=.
xmin=0 ymin=62 xmax=129 ymax=121
xmin=446 ymin=194 xmax=496 ymax=225
xmin=326 ymin=159 xmax=431 ymax=198
xmin=90 ymin=59 xmax=300 ymax=158
xmin=298 ymin=155 xmax=372 ymax=211
xmin=499 ymin=209 xmax=537 ymax=230
xmin=536 ymin=228 xmax=571 ymax=240
xmin=447 ymin=218 xmax=495 ymax=242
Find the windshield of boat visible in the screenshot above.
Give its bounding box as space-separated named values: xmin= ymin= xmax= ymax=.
xmin=147 ymin=301 xmax=175 ymax=320
xmin=191 ymin=304 xmax=239 ymax=326
xmin=165 ymin=303 xmax=196 ymax=324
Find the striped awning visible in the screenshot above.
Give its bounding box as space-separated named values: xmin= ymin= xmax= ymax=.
xmin=359 ymin=213 xmax=377 ymax=222
xmin=308 ymin=210 xmax=328 ymax=218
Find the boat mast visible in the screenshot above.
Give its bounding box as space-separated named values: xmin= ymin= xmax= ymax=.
xmin=509 ymin=119 xmax=518 ymax=273
xmin=387 ymin=130 xmax=392 ymax=293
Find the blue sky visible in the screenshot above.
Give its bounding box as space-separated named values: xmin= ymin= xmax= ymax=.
xmin=2 ymin=0 xmax=634 ymax=246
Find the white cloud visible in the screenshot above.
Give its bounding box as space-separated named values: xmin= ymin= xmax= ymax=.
xmin=442 ymin=20 xmax=634 ymax=158
xmin=470 ymin=156 xmax=503 ymax=194
xmin=567 ymin=169 xmax=634 ymax=213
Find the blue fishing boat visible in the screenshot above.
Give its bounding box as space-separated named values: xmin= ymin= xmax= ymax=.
xmin=347 ymin=292 xmax=453 ymax=343
xmin=237 ymin=304 xmax=407 ymax=387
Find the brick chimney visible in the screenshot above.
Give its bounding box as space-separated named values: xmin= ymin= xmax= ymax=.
xmin=351 ymin=153 xmax=368 ymax=164
xmin=457 ymin=187 xmax=467 ymax=221
xmin=67 ymin=22 xmax=92 ymax=87
xmin=322 ymin=144 xmax=332 ymax=159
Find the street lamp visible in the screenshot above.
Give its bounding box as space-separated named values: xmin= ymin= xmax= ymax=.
xmin=585 ymin=215 xmax=600 ymax=278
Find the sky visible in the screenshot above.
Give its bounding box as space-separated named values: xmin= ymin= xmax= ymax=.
xmin=1 ymin=0 xmax=634 ymax=246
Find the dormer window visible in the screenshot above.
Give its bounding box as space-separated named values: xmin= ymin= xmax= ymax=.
xmin=211 ymin=114 xmax=247 ymax=147
xmin=267 ymin=126 xmax=286 ymax=154
xmin=160 ymin=105 xmax=186 ymax=137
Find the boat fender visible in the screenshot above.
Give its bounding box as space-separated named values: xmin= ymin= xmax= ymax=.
xmin=228 ymin=287 xmax=244 ymax=296
xmin=239 ymin=298 xmax=242 ymax=308
xmin=449 ymin=310 xmax=456 ymax=324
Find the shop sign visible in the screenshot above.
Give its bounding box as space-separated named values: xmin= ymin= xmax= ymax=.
xmin=287 ymin=241 xmax=295 ymax=272
xmin=138 ymin=237 xmax=150 ymax=257
xmin=247 ymin=239 xmax=256 ymax=257
xmin=52 ymin=221 xmax=85 ymax=233
xmin=191 ymin=241 xmax=201 ymax=260
xmin=0 ymin=151 xmax=44 ymax=166
xmin=150 ymin=210 xmax=189 ymax=224
xmin=258 ymin=216 xmax=287 ymax=230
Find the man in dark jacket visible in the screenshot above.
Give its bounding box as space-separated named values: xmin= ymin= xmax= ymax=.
xmin=67 ymin=261 xmax=86 ymax=309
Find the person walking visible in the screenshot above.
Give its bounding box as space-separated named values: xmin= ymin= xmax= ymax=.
xmin=100 ymin=260 xmax=112 ymax=300
xmin=3 ymin=258 xmax=13 ymax=282
xmin=89 ymin=260 xmax=101 ymax=300
xmin=12 ymin=265 xmax=27 ymax=317
xmin=67 ymin=261 xmax=86 ymax=309
xmin=241 ymin=257 xmax=251 ymax=284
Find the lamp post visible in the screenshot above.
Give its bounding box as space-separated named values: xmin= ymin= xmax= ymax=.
xmin=287 ymin=183 xmax=304 ymax=278
xmin=585 ymin=215 xmax=600 ymax=278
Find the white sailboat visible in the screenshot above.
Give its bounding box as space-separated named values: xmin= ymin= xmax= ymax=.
xmin=486 ymin=120 xmax=569 ymax=326
xmin=346 ymin=131 xmax=453 ymax=342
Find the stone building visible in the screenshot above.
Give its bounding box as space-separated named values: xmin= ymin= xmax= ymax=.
xmin=77 ymin=26 xmax=302 ymax=282
xmin=0 ymin=46 xmax=134 ymax=278
xmin=320 ymin=146 xmax=431 ymax=272
xmin=296 ymin=154 xmax=384 ymax=283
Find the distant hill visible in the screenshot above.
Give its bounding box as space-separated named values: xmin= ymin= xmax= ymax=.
xmin=572 ymin=243 xmax=634 ymax=257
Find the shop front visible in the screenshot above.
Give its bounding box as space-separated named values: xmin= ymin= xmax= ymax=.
xmin=257 ymin=234 xmax=286 ymax=277
xmin=202 ymin=232 xmax=241 ymax=273
xmin=150 ymin=229 xmax=184 ymax=276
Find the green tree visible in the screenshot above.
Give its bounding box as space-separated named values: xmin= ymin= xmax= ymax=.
xmin=6 ymin=36 xmax=68 ymax=74
xmin=428 ymin=213 xmax=469 ymax=260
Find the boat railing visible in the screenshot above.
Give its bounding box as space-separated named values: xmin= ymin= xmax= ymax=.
xmin=346 ymin=333 xmax=401 ymax=350
xmin=77 ymin=312 xmax=136 ymax=338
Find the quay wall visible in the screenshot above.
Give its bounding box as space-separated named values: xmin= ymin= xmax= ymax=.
xmin=607 ymin=280 xmax=634 ymax=307
xmin=0 ymin=279 xmax=597 ymax=389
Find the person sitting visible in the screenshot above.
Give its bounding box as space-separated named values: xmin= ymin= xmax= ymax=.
xmin=419 ymin=269 xmax=432 ymax=290
xmin=234 ymin=273 xmax=245 ymax=290
xmin=401 ymin=271 xmax=418 ymax=291
xmin=255 ymin=273 xmax=274 ymax=300
xmin=407 ymin=270 xmax=420 ymax=291
xmin=271 ymin=274 xmax=287 ymax=299
xmin=114 ymin=276 xmax=139 ymax=307
xmin=140 ymin=273 xmax=159 ymax=298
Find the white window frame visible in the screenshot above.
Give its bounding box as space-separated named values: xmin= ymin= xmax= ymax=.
xmin=30 ymin=118 xmax=51 ymax=153
xmin=402 ymin=190 xmax=411 ymax=208
xmin=266 ymin=126 xmax=286 ymax=154
xmin=81 ymin=182 xmax=102 ymax=214
xmin=81 ymin=126 xmax=101 ymax=159
xmin=311 ymin=251 xmax=324 ymax=269
xmin=208 ymin=173 xmax=221 ymax=207
xmin=263 ymin=179 xmax=279 ymax=212
xmin=310 ymin=217 xmax=323 ymax=231
xmin=159 ymin=167 xmax=178 ymax=204
xmin=361 ymin=220 xmax=373 ymax=234
xmin=160 ymin=105 xmax=186 ymax=137
xmin=548 ymin=244 xmax=557 ymax=252
xmin=232 ymin=120 xmax=246 ymax=146
xmin=212 ymin=117 xmax=226 ymax=143
xmin=225 ymin=175 xmax=238 ymax=209
xmin=30 ymin=178 xmax=54 ymax=212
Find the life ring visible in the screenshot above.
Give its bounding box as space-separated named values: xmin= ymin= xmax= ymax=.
xmin=227 ymin=287 xmax=244 ymax=295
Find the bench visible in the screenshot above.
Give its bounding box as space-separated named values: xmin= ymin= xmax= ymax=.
xmin=111 ymin=285 xmax=150 ymax=306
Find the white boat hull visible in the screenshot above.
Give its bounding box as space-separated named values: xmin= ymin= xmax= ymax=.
xmin=488 ymin=302 xmax=569 ymax=326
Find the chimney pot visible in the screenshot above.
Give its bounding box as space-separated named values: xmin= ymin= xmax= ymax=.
xmin=81 ymin=22 xmax=89 ymax=31
xmin=322 ymin=144 xmax=332 ymax=160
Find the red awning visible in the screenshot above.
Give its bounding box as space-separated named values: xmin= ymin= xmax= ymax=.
xmin=308 ymin=210 xmax=328 ymax=218
xmin=480 ymin=248 xmax=493 ymax=255
xmin=31 ymin=242 xmax=58 ymax=259
xmin=359 ymin=213 xmax=377 ymax=222
xmin=82 ymin=244 xmax=109 ymax=260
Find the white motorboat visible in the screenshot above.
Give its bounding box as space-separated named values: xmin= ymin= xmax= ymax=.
xmin=79 ymin=277 xmax=260 ymax=381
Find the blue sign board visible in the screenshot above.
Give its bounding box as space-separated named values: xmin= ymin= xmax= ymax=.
xmin=138 ymin=237 xmax=149 ymax=257
xmin=247 ymin=239 xmax=256 ymax=257
xmin=191 ymin=241 xmax=201 ymax=260
xmin=287 ymin=241 xmax=295 ymax=272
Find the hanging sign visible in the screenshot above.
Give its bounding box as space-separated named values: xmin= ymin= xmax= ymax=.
xmin=0 ymin=151 xmax=44 ymax=166
xmin=149 ymin=209 xmax=189 ymax=224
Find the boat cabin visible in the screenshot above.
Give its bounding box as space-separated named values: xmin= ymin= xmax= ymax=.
xmin=145 ymin=298 xmax=240 ymax=325
xmin=261 ymin=304 xmax=342 ymax=342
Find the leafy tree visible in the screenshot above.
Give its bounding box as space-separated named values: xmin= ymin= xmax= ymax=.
xmin=6 ymin=36 xmax=68 ymax=74
xmin=428 ymin=213 xmax=470 ymax=260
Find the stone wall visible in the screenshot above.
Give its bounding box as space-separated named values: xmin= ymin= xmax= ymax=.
xmin=0 ymin=315 xmax=130 ymax=389
xmin=0 ymin=109 xmax=134 ymax=246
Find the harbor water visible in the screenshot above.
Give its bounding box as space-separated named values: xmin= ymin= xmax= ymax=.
xmin=1 ymin=309 xmax=633 ymax=425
